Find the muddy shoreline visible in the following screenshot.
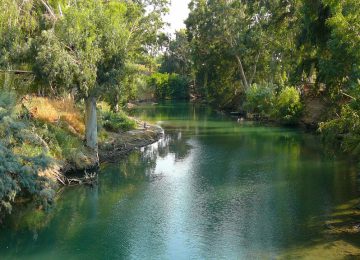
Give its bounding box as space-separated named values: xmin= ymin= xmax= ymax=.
xmin=99 ymin=124 xmax=164 ymax=163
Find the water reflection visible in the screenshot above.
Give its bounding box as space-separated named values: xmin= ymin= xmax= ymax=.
xmin=0 ymin=102 xmax=359 ymax=259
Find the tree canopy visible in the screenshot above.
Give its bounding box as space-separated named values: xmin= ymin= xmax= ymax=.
xmin=185 ymin=0 xmax=359 ymax=107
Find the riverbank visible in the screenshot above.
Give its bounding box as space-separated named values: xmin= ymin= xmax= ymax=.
xmin=0 ymin=95 xmax=164 ymax=216
xmin=47 ymin=122 xmax=164 ymax=186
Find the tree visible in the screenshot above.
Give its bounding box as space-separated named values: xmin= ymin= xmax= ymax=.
xmin=0 ymin=0 xmax=169 ymax=155
xmin=185 ymin=0 xmax=302 ymax=106
xmin=160 ymin=29 xmax=191 ymax=76
xmin=5 ymin=0 xmax=170 ymax=155
xmin=294 ymin=0 xmax=359 ymax=96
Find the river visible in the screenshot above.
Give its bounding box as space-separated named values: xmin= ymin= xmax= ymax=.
xmin=0 ymin=102 xmax=359 ymax=259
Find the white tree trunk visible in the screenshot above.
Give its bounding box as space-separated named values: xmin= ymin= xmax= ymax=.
xmin=85 ymin=96 xmax=98 ymax=152
xmin=235 ymin=54 xmax=249 ymax=90
xmin=249 ymin=52 xmax=260 ymax=86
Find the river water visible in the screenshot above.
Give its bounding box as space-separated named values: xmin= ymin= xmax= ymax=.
xmin=0 ymin=102 xmax=359 ymax=259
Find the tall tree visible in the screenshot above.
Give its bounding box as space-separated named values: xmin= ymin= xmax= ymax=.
xmin=0 ymin=0 xmax=169 ymax=154
xmin=186 ymin=0 xmax=299 ymax=105
xmin=160 ymin=29 xmax=191 ymax=76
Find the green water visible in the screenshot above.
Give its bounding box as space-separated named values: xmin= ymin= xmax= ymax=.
xmin=1 ymin=102 xmax=359 ymax=259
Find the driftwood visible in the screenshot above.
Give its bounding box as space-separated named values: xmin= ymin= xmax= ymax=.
xmin=46 ymin=164 xmax=98 ymax=186
xmin=66 ymin=171 xmax=98 ymax=186
xmin=53 ymin=170 xmax=66 ymax=185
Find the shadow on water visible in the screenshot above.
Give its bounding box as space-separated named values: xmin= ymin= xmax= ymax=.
xmin=0 ymin=101 xmax=359 ymax=259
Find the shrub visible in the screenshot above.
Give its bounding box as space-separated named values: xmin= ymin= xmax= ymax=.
xmin=244 ymin=83 xmax=276 ymax=116
xmin=273 ymin=86 xmax=303 ymax=125
xmin=148 ymin=72 xmax=170 ymax=100
xmin=102 ymin=110 xmax=136 ymax=132
xmin=319 ymin=104 xmax=360 ymax=157
xmin=0 ymin=92 xmax=56 ymax=215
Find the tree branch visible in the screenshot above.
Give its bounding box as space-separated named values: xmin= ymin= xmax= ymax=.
xmin=40 ymin=0 xmax=56 ymax=19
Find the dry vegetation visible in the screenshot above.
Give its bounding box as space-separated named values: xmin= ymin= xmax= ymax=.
xmin=23 ymin=96 xmax=85 ymax=135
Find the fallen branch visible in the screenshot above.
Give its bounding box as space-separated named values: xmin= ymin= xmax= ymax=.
xmin=0 ymin=69 xmax=33 ymax=74
xmin=65 ymin=171 xmax=98 ymax=186
xmin=341 ymin=91 xmax=356 ymax=100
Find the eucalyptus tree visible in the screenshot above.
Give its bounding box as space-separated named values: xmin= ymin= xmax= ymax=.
xmin=0 ymin=0 xmax=169 ymax=154
xmin=32 ymin=0 xmax=168 ymax=153
xmin=31 ymin=1 xmax=125 ymax=151
xmin=293 ymin=0 xmax=359 ymax=97
xmin=187 ymin=0 xmax=266 ymax=89
xmin=186 ymin=0 xmax=298 ymax=105
xmin=0 ymin=0 xmax=41 ymax=91
xmin=104 ymin=0 xmax=169 ymax=112
xmin=318 ymin=0 xmax=359 ymax=95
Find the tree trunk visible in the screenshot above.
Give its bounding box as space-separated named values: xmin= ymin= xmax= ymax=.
xmin=3 ymin=68 xmax=10 ymax=89
xmin=85 ymin=96 xmax=98 ymax=152
xmin=113 ymin=93 xmax=119 ymax=113
xmin=249 ymin=52 xmax=260 ymax=86
xmin=235 ymin=55 xmax=249 ymax=90
xmin=203 ymin=70 xmax=208 ymax=98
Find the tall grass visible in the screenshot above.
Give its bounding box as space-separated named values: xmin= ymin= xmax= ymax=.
xmin=24 ymin=97 xmax=85 ymax=135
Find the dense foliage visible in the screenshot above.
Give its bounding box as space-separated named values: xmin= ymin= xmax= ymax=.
xmin=273 ymin=87 xmax=303 ymax=125
xmin=244 ymin=84 xmax=302 ymax=124
xmin=148 ymin=73 xmax=189 ymax=100
xmin=0 ymin=92 xmax=55 ymax=215
xmin=320 ymin=91 xmax=360 ymax=157
xmin=185 ymin=0 xmax=298 ymax=104
xmin=185 ymin=0 xmax=359 ymax=106
xmin=160 ymin=30 xmax=192 ymax=77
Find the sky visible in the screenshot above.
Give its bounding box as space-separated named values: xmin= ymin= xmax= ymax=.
xmin=164 ymin=0 xmax=191 ymax=34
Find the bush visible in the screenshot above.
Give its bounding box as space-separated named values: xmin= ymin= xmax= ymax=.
xmin=0 ymin=92 xmax=56 ymax=215
xmin=244 ymin=83 xmax=276 ymax=116
xmin=102 ymin=110 xmax=136 ymax=132
xmin=148 ymin=72 xmax=170 ymax=100
xmin=319 ymin=104 xmax=360 ymax=157
xmin=273 ymin=86 xmax=303 ymax=125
